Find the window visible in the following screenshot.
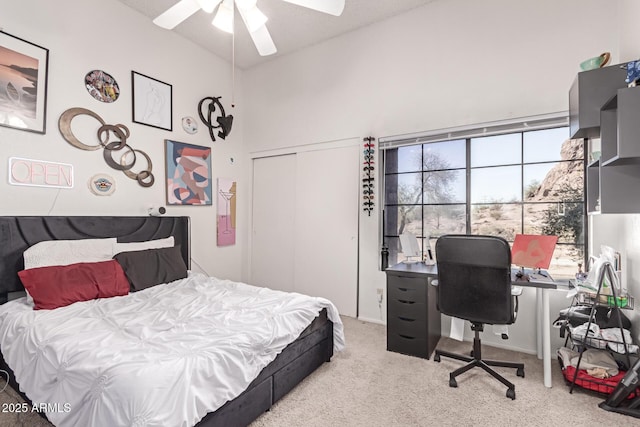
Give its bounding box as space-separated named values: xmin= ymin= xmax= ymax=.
xmin=383 ymin=126 xmax=585 ymax=279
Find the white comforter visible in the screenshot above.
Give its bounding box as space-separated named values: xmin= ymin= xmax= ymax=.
xmin=0 ymin=272 xmax=344 ymax=427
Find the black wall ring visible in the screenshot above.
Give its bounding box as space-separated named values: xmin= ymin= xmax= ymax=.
xmin=135 ymin=170 xmax=155 ymax=188
xmin=59 ymin=108 xmax=106 ymax=151
xmin=97 ymin=124 xmax=130 ymax=150
xmin=103 ymin=141 xmax=136 ymax=171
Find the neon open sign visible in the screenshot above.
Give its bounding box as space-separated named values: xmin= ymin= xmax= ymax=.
xmin=8 ymin=157 xmax=74 ymax=189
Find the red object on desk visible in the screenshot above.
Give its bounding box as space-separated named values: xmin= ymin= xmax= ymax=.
xmin=511 ymin=234 xmax=558 ymax=269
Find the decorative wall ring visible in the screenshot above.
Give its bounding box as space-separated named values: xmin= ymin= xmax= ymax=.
xmin=121 ymin=148 xmax=154 ymax=187
xmin=135 ymin=170 xmax=155 ymax=188
xmin=97 ymin=124 xmax=130 ymax=150
xmin=59 ymin=108 xmax=106 ymax=151
xmin=59 ymin=107 xmax=155 ymax=188
xmin=103 ymin=141 xmax=136 ymax=171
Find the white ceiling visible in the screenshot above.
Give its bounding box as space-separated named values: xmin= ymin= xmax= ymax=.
xmin=116 ymin=0 xmax=438 ymax=69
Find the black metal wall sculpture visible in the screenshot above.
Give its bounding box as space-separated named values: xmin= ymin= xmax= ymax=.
xmin=198 ymin=96 xmax=233 ymax=142
xmin=58 ymin=108 xmax=154 ymax=187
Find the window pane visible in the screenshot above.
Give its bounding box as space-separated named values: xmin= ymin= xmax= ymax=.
xmin=523 ymin=127 xmax=570 ymax=163
xmin=423 ymin=170 xmax=466 ymax=203
xmin=385 ymin=173 xmax=422 ymax=205
xmin=548 ymin=244 xmax=584 ymax=279
xmin=423 ymin=140 xmax=466 ymax=170
xmin=524 ymin=161 xmax=584 ymax=203
xmin=471 ymin=134 xmax=521 ymax=167
xmin=396 ymin=145 xmax=422 ymax=173
xmin=524 ymin=202 xmax=584 ymax=245
xmin=470 ymin=204 xmax=522 ymax=241
xmin=384 ymin=205 xmax=422 ymax=236
xmin=385 ymin=236 xmax=401 ymax=266
xmin=471 ymin=166 xmax=521 ymax=203
xmin=424 ymin=205 xmax=466 ymax=236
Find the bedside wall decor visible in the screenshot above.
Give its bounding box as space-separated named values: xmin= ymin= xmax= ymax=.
xmin=132 ymin=71 xmax=172 ymax=131
xmin=217 ymin=177 xmax=237 ymax=246
xmin=85 ymin=69 xmax=119 ymax=103
xmin=8 ymin=157 xmax=73 ymax=189
xmin=165 ymin=139 xmax=212 ymax=205
xmin=182 ymin=116 xmax=198 ymax=134
xmin=58 ymin=107 xmax=154 ymax=187
xmin=0 ymin=30 xmax=49 ymax=134
xmin=88 ymin=173 xmax=116 ymax=196
xmin=198 ymin=96 xmax=233 ymax=142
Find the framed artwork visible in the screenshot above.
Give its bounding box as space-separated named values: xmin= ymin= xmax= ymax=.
xmin=132 ymin=71 xmax=172 ymax=131
xmin=165 ymin=140 xmax=212 ymax=205
xmin=85 ymin=69 xmax=119 ymax=103
xmin=217 ymin=178 xmax=237 ymax=246
xmin=0 ymin=30 xmax=49 ymax=134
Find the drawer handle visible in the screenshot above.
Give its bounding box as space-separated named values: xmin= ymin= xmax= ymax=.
xmin=398 ymin=299 xmax=415 ymax=304
xmin=398 ymin=316 xmax=415 ymax=322
xmin=398 ymin=287 xmax=409 ymax=291
xmin=399 ymin=334 xmax=415 ymax=340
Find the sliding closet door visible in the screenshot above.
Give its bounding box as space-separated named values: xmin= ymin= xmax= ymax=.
xmin=294 ymin=146 xmax=359 ymax=317
xmin=251 ymin=154 xmax=296 ymax=292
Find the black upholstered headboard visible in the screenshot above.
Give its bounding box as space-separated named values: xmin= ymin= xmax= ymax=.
xmin=0 ymin=216 xmax=190 ymax=303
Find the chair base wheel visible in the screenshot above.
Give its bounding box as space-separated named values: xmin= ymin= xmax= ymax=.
xmin=449 ymin=377 xmax=457 ymax=388
xmin=506 ymin=388 xmax=516 ymax=400
xmin=517 ymin=367 xmax=525 ymax=378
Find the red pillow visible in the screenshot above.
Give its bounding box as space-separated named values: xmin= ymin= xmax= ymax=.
xmin=18 ymin=260 xmax=129 ymax=310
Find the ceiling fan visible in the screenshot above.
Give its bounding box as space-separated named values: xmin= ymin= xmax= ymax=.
xmin=153 ymin=0 xmax=345 ymax=56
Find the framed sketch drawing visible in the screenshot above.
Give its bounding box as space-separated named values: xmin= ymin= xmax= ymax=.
xmin=0 ymin=31 xmax=49 ymax=134
xmin=165 ymin=139 xmax=212 ymax=205
xmin=132 ymin=71 xmax=172 ymax=131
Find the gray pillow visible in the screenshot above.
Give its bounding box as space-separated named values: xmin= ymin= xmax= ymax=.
xmin=113 ymin=245 xmax=187 ymax=291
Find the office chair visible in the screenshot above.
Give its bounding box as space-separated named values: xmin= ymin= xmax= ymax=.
xmin=432 ymin=234 xmax=525 ymax=400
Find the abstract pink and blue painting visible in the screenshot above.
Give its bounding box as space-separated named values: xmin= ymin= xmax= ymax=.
xmin=165 ymin=140 xmax=212 ymax=205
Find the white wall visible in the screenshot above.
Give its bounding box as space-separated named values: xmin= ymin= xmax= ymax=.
xmin=0 ymin=0 xmax=247 ymax=281
xmin=2 ymin=0 xmax=637 ymax=355
xmin=242 ymin=0 xmax=623 ymax=353
xmin=587 ymin=0 xmax=640 ymax=344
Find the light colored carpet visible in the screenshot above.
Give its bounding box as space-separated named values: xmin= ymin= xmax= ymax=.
xmin=1 ymin=316 xmax=637 ymax=426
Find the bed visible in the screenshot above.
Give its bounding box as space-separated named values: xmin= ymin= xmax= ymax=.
xmin=0 ymin=216 xmax=344 ymax=426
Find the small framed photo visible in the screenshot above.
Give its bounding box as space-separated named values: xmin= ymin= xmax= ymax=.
xmin=132 ymin=71 xmax=172 ymax=131
xmin=0 ymin=30 xmax=49 ymax=134
xmin=165 ymin=139 xmax=212 ymax=205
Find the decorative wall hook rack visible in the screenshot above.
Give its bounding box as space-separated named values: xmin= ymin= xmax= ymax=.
xmin=362 ymin=136 xmax=376 ymax=216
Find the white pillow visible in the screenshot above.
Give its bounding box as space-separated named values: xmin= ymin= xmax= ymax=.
xmin=22 ymin=238 xmax=117 ymax=305
xmin=112 ymin=236 xmax=174 ymax=255
xmin=23 ymin=238 xmax=117 ymax=269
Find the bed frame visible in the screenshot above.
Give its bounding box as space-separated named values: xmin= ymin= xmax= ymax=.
xmin=0 ymin=216 xmax=334 ymax=427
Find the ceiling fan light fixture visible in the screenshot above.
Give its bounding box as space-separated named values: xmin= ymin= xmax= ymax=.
xmin=235 ymin=0 xmax=257 ymax=9
xmin=212 ymin=1 xmax=234 ymax=33
xmin=241 ymin=6 xmax=268 ymax=33
xmin=196 ymin=0 xmax=221 ymax=13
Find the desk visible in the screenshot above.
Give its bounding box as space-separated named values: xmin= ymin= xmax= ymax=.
xmin=386 ymin=262 xmax=567 ymax=388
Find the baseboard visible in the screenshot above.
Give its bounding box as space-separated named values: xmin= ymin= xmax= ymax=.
xmin=357 ymin=316 xmax=385 ymax=325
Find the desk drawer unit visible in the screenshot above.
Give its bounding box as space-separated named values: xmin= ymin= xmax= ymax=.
xmin=385 ymin=264 xmax=441 ymax=359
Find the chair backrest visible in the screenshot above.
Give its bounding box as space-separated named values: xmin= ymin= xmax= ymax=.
xmin=435 ymin=234 xmax=514 ymax=325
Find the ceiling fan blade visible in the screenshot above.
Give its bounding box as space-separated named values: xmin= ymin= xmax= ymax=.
xmin=153 ymin=0 xmax=202 ymax=29
xmin=281 ymin=0 xmax=345 ymax=16
xmin=248 ymin=25 xmax=277 ymax=56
